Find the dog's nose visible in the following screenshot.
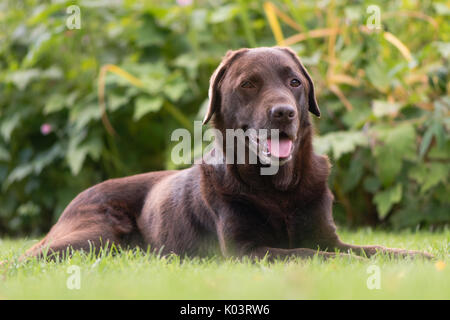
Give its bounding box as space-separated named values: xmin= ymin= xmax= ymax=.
xmin=270 ymin=105 xmax=297 ymax=122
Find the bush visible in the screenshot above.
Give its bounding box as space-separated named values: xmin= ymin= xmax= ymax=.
xmin=0 ymin=0 xmax=448 ymax=236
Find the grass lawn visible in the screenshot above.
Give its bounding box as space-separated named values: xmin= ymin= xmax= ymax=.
xmin=0 ymin=228 xmax=449 ymax=300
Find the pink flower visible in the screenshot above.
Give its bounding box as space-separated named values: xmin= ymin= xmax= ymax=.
xmin=40 ymin=123 xmax=52 ymax=135
xmin=176 ymin=0 xmax=192 ymax=7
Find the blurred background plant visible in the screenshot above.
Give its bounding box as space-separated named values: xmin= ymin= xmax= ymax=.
xmin=0 ymin=0 xmax=448 ymax=236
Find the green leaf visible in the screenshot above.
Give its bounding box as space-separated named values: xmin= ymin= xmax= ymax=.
xmin=66 ymin=135 xmax=103 ymax=176
xmin=342 ymin=154 xmax=364 ymax=192
xmin=344 ymin=6 xmax=361 ymax=22
xmin=136 ymin=16 xmax=165 ymax=47
xmin=373 ymin=124 xmax=416 ymax=186
xmin=44 ymin=94 xmax=66 ymax=114
xmin=373 ymin=148 xmax=401 ymax=187
xmin=108 ymin=94 xmax=130 ymax=112
xmin=365 ymin=62 xmax=390 ymax=92
xmin=372 ymin=100 xmax=401 ymax=117
xmin=83 ymin=136 xmax=103 ymax=161
xmin=17 ymin=201 xmax=40 ymax=218
xmin=70 ymin=104 xmax=102 ymax=130
xmin=174 ymin=53 xmax=200 ymax=79
xmin=0 ymin=110 xmax=30 ymax=142
xmin=419 ymin=129 xmax=432 ymax=159
xmin=66 ymin=146 xmax=87 ymax=176
xmin=314 ymin=131 xmax=368 ymax=159
xmin=433 ymin=3 xmax=450 ymax=16
xmin=409 ymin=163 xmax=449 ymax=193
xmin=0 ymin=144 xmax=10 ymax=162
xmin=4 ymin=164 xmax=34 ymax=188
xmin=209 ymin=4 xmax=238 ymax=23
xmin=299 ymin=51 xmax=322 ymax=66
xmin=6 ymin=69 xmax=41 ymax=90
xmin=190 ymin=9 xmax=208 ymax=30
xmin=341 ymin=102 xmax=372 ymax=128
xmin=163 ymin=81 xmax=188 ymax=102
xmin=133 ymin=96 xmax=163 ymax=121
xmin=434 ymin=42 xmax=450 ymax=59
xmin=0 ymin=114 xmax=21 ymax=142
xmin=23 ymin=31 xmax=52 ymax=68
xmin=373 ymin=184 xmax=403 ymax=218
xmin=4 ymin=144 xmax=62 ymax=187
xmin=428 ymin=140 xmax=450 ymax=160
xmin=66 ymin=131 xmax=87 ymax=176
xmin=363 ymin=176 xmax=381 ymax=193
xmin=339 ymin=44 xmax=361 ymax=63
xmin=32 ymin=144 xmax=63 ymax=174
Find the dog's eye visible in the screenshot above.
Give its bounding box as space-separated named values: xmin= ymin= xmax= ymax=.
xmin=240 ymin=81 xmax=255 ymax=89
xmin=290 ymin=79 xmax=301 ymax=87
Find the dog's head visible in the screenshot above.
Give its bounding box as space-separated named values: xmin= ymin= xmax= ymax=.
xmin=203 ymin=47 xmax=320 ymax=166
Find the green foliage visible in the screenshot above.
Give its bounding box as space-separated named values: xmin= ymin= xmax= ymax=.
xmin=0 ymin=0 xmax=448 ymax=235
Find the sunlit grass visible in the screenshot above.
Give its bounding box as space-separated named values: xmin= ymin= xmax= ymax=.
xmin=0 ymin=229 xmax=448 ymax=299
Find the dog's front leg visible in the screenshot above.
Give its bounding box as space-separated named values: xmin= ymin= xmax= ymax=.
xmin=303 ymin=196 xmax=434 ymax=260
xmin=246 ymin=246 xmax=362 ymax=261
xmin=332 ymin=241 xmax=434 ymax=260
xmin=216 ymin=216 xmax=361 ymax=261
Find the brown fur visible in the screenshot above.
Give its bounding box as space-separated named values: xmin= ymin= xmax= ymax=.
xmin=24 ymin=47 xmax=432 ymax=261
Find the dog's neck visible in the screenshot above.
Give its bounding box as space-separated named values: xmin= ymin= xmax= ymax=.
xmin=232 ymin=127 xmax=313 ymax=192
xmin=202 ymin=123 xmax=323 ymax=196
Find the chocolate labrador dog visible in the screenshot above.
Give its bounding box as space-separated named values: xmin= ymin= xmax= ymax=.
xmin=25 ymin=47 xmax=431 ymax=260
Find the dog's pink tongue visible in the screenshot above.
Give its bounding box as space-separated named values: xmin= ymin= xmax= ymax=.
xmin=267 ymin=138 xmax=292 ymax=158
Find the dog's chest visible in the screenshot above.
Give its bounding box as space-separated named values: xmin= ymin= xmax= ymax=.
xmin=250 ymin=199 xmax=317 ymax=249
xmin=273 ymin=208 xmax=318 ymax=249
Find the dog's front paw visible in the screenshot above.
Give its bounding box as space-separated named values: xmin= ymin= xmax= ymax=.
xmin=388 ymin=249 xmax=435 ymax=260
xmin=405 ymin=250 xmax=435 ymax=260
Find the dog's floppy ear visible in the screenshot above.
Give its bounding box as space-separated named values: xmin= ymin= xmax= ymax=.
xmin=203 ymin=49 xmax=247 ymax=125
xmin=278 ymin=47 xmax=321 ymax=117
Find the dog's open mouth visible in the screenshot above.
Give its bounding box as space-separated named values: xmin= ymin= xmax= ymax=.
xmin=247 ymin=130 xmax=295 ymax=164
xmin=267 ymin=133 xmax=293 ymax=159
